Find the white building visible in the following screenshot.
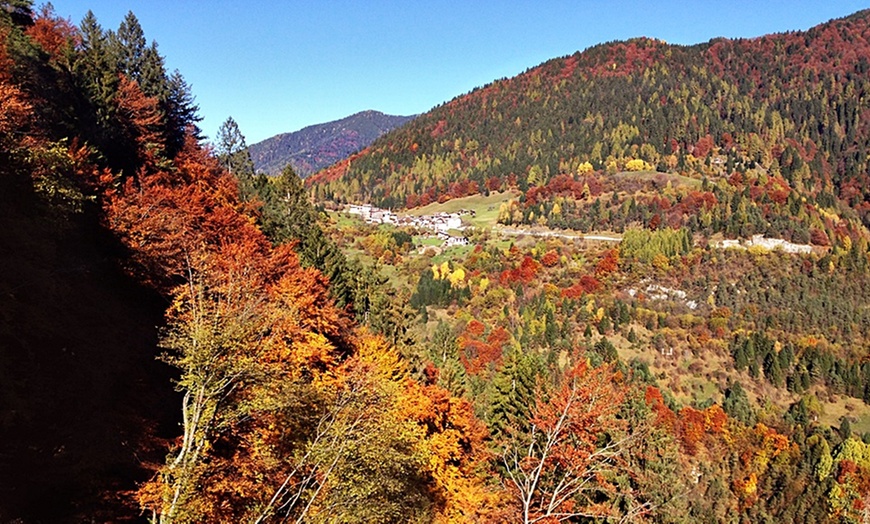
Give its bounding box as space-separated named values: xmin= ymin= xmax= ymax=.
xmin=346 ymin=204 xmax=373 ymax=220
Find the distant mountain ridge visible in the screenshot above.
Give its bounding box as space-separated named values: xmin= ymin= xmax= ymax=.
xmin=249 ymin=110 xmax=415 ymax=177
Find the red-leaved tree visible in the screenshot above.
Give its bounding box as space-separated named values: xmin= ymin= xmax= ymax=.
xmin=501 ymin=360 xmax=633 ymax=523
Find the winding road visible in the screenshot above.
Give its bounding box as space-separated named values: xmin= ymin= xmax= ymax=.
xmin=493 ymin=226 xmax=622 ymax=242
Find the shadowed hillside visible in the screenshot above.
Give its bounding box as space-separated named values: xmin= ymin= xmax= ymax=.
xmin=0 ymin=175 xmax=178 ymax=522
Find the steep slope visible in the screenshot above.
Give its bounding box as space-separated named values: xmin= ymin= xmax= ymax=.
xmin=0 ymin=7 xmax=189 ymax=522
xmin=249 ymin=110 xmax=415 ymax=176
xmin=2 ymin=6 xmax=493 ymax=522
xmin=309 ymin=10 xmax=870 ymax=242
xmin=0 ymin=152 xmax=178 ymax=523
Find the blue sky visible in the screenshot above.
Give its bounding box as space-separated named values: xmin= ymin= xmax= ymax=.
xmin=51 ymin=1 xmax=870 ymax=145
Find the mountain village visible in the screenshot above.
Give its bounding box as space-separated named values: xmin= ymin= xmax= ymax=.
xmin=345 ymin=203 xmax=471 ymax=247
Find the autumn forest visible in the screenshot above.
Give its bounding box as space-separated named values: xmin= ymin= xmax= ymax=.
xmin=2 ymin=2 xmax=870 ymax=523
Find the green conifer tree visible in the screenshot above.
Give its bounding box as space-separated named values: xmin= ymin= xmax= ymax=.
xmin=215 ymin=116 xmax=255 ymax=182
xmin=723 ymin=381 xmax=755 ymax=425
xmin=76 ymin=11 xmax=118 ymax=115
xmin=487 ymin=348 xmax=541 ymax=439
xmin=110 ymin=12 xmax=146 ymax=81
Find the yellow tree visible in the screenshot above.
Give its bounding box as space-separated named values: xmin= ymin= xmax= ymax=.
xmin=577 ymin=161 xmax=594 ymax=175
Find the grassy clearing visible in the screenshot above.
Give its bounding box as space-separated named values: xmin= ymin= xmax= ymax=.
xmin=342 ymin=246 xmax=406 ymax=288
xmin=405 ymin=190 xmax=520 ymax=228
xmin=415 ymin=236 xmax=443 ymax=247
xmin=377 ymin=261 xmax=401 ymax=286
xmin=431 ymin=244 xmax=475 ymax=264
xmin=687 ymin=378 xmax=721 ymax=405
xmin=326 ymin=209 xmax=366 ymax=228
xmin=820 ymin=395 xmax=870 ymax=435
xmin=489 ymin=239 xmax=513 ymax=251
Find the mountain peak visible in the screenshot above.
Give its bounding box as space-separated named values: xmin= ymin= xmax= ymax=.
xmin=249 ymin=111 xmax=415 ymax=177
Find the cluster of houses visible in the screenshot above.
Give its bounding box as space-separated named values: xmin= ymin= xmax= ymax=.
xmin=437 ymin=231 xmax=470 ymax=248
xmin=345 ymin=204 xmax=470 ymax=248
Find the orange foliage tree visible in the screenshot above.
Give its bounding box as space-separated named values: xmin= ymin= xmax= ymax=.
xmin=677 ymin=404 xmax=729 ymax=455
xmin=500 ymin=359 xmax=633 ymax=523
xmin=500 ymin=254 xmax=541 ymax=285
xmin=103 ymin=134 xmax=256 ymax=289
xmin=97 ymin=116 xmax=498 ymax=521
xmin=458 ymin=321 xmax=508 ymax=376
xmin=25 ymin=4 xmax=78 ymax=62
xmin=595 ymin=248 xmax=620 ymax=276
xmin=562 ymin=274 xmax=601 ymax=299
xmin=0 ymin=28 xmax=32 ymax=151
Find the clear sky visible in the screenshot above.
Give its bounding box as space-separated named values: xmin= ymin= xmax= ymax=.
xmin=50 ymin=1 xmax=870 ymax=145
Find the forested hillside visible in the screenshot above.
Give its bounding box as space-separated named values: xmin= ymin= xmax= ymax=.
xmin=4 ymin=1 xmax=870 ymax=523
xmin=303 ymin=7 xmax=870 ymax=523
xmin=249 ymin=110 xmax=414 ymax=177
xmin=309 ymin=10 xmax=870 ymax=251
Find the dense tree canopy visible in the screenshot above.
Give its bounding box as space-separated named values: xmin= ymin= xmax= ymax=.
xmin=3 ymin=3 xmax=870 ymax=523
xmin=310 ymin=11 xmax=870 ymax=253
